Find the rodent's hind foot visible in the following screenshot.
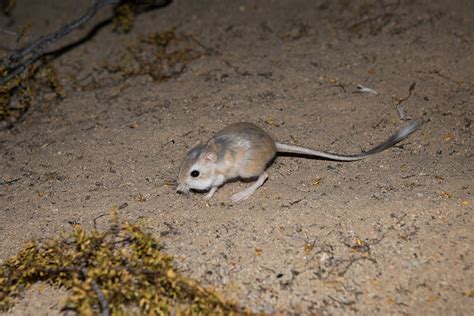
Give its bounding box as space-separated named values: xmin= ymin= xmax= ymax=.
xmin=230 ymin=172 xmax=268 ymax=203
xmin=230 ymin=190 xmax=253 ymax=203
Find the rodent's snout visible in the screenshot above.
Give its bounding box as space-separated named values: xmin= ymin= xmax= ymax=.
xmin=176 ymin=183 xmax=190 ymax=195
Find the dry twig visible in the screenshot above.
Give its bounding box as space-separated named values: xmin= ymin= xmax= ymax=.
xmin=393 ymin=82 xmax=416 ymax=120
xmin=0 ymin=0 xmax=172 ymax=85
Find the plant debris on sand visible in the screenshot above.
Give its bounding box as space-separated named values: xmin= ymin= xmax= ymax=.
xmin=0 ymin=208 xmax=251 ymax=315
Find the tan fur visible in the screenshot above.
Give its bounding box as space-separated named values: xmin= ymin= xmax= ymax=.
xmin=215 ymin=122 xmax=276 ymax=178
xmin=177 ymin=120 xmax=420 ymax=201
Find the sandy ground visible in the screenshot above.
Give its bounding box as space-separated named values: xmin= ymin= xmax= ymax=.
xmin=1 ymin=0 xmax=473 ymax=314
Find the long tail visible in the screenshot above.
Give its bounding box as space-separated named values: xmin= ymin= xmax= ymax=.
xmin=275 ymin=120 xmax=421 ymax=161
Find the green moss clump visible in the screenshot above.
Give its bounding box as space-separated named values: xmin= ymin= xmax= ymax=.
xmin=0 ymin=65 xmax=34 ymax=127
xmin=0 ymin=208 xmax=252 ymax=315
xmin=101 ymin=29 xmax=205 ymax=83
xmin=113 ymin=3 xmax=135 ymax=33
xmin=2 ymin=0 xmax=16 ymax=14
xmin=0 ymin=62 xmax=64 ymax=128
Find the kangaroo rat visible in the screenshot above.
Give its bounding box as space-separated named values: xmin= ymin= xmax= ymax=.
xmin=177 ymin=120 xmax=420 ymax=202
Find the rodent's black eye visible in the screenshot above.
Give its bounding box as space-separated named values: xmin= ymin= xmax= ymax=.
xmin=190 ymin=170 xmax=200 ymax=177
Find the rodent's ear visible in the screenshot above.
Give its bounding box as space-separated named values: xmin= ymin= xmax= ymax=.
xmin=203 ymin=151 xmax=217 ymax=165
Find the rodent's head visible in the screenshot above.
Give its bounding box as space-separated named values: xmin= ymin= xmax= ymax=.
xmin=177 ymin=144 xmax=220 ymax=194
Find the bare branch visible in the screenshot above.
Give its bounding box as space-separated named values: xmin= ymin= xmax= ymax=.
xmin=0 ymin=0 xmax=121 ymax=85
xmin=80 ymin=268 xmax=110 ymax=316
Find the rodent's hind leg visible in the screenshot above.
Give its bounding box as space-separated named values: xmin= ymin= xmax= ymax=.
xmin=204 ymin=186 xmax=218 ymax=200
xmin=231 ymin=172 xmax=268 ymax=203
